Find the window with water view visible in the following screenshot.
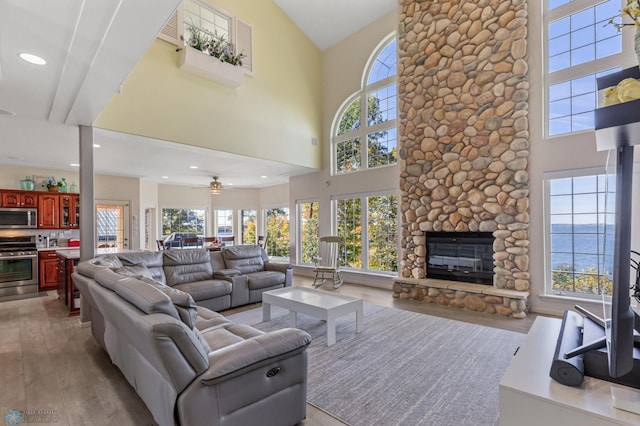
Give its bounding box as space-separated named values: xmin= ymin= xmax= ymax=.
xmin=546 ymin=172 xmax=615 ymax=297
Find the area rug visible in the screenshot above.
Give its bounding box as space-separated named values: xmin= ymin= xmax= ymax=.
xmin=226 ymin=302 xmax=524 ymax=426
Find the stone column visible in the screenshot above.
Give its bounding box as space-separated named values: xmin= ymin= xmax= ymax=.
xmin=397 ymin=0 xmax=530 ymax=291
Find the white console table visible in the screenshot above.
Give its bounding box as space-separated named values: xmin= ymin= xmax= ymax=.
xmin=499 ymin=317 xmax=640 ymax=425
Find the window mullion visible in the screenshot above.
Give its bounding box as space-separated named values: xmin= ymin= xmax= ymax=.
xmin=360 ymin=92 xmax=368 ymax=169
xmin=361 ymin=196 xmax=368 ymax=271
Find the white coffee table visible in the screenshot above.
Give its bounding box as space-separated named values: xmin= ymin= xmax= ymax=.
xmin=262 ymin=287 xmax=364 ymax=346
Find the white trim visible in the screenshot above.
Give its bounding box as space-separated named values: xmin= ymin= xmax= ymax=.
xmin=543 ymin=165 xmax=607 ymax=180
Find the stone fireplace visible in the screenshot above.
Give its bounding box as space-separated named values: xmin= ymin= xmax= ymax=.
xmin=393 ymin=0 xmax=530 ymax=318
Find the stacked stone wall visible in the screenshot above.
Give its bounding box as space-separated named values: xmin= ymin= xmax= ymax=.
xmin=397 ymin=0 xmax=530 ymax=300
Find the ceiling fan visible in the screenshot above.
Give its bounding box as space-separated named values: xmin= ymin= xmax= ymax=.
xmin=209 ymin=176 xmax=223 ymax=195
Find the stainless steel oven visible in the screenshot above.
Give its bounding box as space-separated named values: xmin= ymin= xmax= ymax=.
xmin=0 ymin=236 xmax=38 ymax=297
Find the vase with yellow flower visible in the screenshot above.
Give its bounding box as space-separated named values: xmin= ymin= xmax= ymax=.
xmin=609 ymin=0 xmax=640 ymax=66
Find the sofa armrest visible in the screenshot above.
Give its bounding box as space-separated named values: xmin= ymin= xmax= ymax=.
xmin=264 ymin=262 xmax=294 ymax=287
xmin=201 ymin=328 xmax=311 ymax=385
xmin=214 ymin=268 xmax=241 ymax=278
xmin=264 ymin=262 xmax=293 ymax=273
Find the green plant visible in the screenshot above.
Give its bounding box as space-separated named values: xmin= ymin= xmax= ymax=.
xmin=181 ymin=23 xmax=246 ymax=67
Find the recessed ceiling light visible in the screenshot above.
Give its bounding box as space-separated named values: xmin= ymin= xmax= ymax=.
xmin=0 ymin=109 xmax=16 ymax=116
xmin=19 ymin=53 xmax=46 ymax=65
xmin=161 ymin=176 xmax=169 ymax=179
xmin=70 ymin=163 xmax=80 ymax=167
xmin=190 ymin=166 xmax=198 ymax=169
xmin=228 ymin=183 xmax=233 ymax=186
xmin=260 ymin=175 xmax=267 ymax=179
xmin=93 ymin=144 xmax=101 ymax=148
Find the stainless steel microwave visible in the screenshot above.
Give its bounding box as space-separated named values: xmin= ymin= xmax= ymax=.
xmin=0 ymin=208 xmax=37 ymax=229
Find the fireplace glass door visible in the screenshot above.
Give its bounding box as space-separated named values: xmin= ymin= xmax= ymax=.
xmin=426 ymin=232 xmax=494 ymax=284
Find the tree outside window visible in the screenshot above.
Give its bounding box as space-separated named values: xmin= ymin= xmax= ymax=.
xmin=335 ymin=194 xmax=397 ymax=273
xmin=298 ymin=201 xmax=319 ymax=264
xmin=162 ymin=208 xmax=205 ymax=236
xmin=265 ymin=207 xmax=290 ymax=258
xmin=241 ymin=209 xmax=256 ymax=244
xmin=334 ymin=38 xmax=397 ymax=174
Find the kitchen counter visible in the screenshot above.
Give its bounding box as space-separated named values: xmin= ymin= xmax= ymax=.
xmin=56 ymin=249 xmax=80 ymax=259
xmin=38 ymin=246 xmax=78 ymax=252
xmin=55 ymin=247 xmax=130 ymax=260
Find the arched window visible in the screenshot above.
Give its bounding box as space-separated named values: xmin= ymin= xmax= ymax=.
xmin=333 ymin=36 xmax=397 ymax=174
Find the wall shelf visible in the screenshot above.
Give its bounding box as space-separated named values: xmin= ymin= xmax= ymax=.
xmin=178 ymin=47 xmax=244 ymax=88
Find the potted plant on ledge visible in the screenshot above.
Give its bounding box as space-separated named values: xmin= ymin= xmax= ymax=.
xmin=177 ymin=23 xmax=246 ymax=88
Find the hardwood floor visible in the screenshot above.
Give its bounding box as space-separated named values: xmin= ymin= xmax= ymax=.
xmin=0 ymin=277 xmax=539 ymax=425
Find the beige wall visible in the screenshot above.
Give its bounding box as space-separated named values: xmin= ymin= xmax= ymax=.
xmin=288 ymin=11 xmax=398 ymax=288
xmin=95 ymin=0 xmax=323 ymax=170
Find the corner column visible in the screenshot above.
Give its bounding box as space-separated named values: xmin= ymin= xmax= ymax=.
xmin=79 ymin=126 xmax=95 ymax=261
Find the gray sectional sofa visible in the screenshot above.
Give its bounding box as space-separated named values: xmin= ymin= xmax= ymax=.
xmin=72 ymin=248 xmax=311 ymax=426
xmin=77 ymin=245 xmax=292 ymax=311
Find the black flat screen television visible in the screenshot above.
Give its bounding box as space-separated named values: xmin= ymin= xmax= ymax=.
xmin=550 ymin=67 xmax=640 ymax=389
xmin=604 ymin=144 xmax=636 ymax=378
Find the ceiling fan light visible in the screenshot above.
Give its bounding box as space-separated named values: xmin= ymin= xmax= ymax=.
xmin=210 ymin=177 xmax=223 ymax=195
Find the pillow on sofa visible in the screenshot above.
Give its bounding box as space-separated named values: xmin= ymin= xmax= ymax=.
xmin=93 ymin=254 xmax=123 ymax=269
xmin=138 ymin=277 xmax=198 ymax=329
xmin=114 ymin=277 xmax=180 ymax=320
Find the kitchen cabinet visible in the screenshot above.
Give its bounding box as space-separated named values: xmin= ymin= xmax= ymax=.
xmin=59 ymin=195 xmax=80 ymax=229
xmin=57 ymin=251 xmax=79 ymax=316
xmin=38 ymin=194 xmax=59 ymax=229
xmin=2 ymin=191 xmax=38 ymax=208
xmin=38 ymin=250 xmax=58 ymax=290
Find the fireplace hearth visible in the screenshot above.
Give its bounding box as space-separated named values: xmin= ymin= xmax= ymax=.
xmin=426 ymin=232 xmax=494 ymax=285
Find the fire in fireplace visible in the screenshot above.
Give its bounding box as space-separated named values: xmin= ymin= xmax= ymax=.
xmin=426 ymin=232 xmax=494 ymax=285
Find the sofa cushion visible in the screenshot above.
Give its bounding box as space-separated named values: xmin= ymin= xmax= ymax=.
xmin=138 ymin=277 xmax=199 ymax=330
xmin=113 ymin=276 xmax=180 ymax=320
xmin=222 ymin=245 xmax=265 ymax=274
xmin=163 ymin=250 xmax=214 ymax=286
xmin=200 ymin=323 xmax=264 ymax=352
xmin=247 ymin=271 xmax=286 ymax=290
xmin=194 ymin=307 xmax=232 ymax=331
xmin=172 ymin=280 xmax=232 ymax=302
xmin=117 ymin=251 xmax=166 ymax=284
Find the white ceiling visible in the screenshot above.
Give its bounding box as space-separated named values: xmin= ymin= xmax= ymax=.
xmin=274 ymin=0 xmax=396 ymax=50
xmin=0 ymin=0 xmax=394 ymax=189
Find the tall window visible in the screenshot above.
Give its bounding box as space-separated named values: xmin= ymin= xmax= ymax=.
xmin=265 ymin=207 xmax=290 ymax=258
xmin=545 ymin=170 xmax=615 ymax=297
xmin=162 ymin=208 xmax=206 ymax=236
xmin=545 ymin=0 xmax=622 ymax=136
xmin=335 ymin=193 xmax=397 ymax=273
xmin=334 ymin=37 xmax=397 ymax=173
xmin=241 ymin=209 xmax=256 ymax=244
xmin=298 ymin=201 xmax=319 ymax=264
xmin=215 ymin=209 xmax=233 ymax=237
